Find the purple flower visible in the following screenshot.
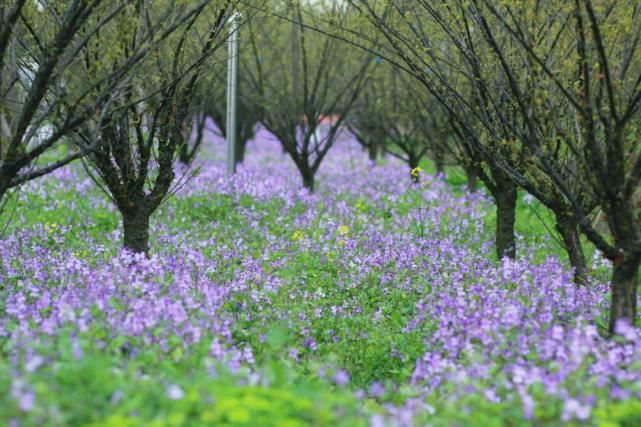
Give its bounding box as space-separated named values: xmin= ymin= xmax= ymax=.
xmin=110 ymin=390 xmax=124 ymax=405
xmin=332 ymin=370 xmax=350 ymax=387
xmin=368 ymin=382 xmax=385 ymax=398
xmin=10 ymin=379 xmax=35 ymax=412
xmin=370 ymin=414 xmax=386 ymax=427
xmin=24 ymin=355 xmax=44 ymax=373
xmin=303 ymin=337 xmax=317 ymax=351
xmin=166 ymin=385 xmax=184 ymax=400
xmin=614 ymin=319 xmax=638 ymax=341
xmin=19 ymin=391 xmax=35 ymax=412
xmin=4 ymin=123 xmax=641 ymax=427
xmin=242 ymin=346 xmax=255 ymax=364
xmin=561 ymin=398 xmax=591 ymax=422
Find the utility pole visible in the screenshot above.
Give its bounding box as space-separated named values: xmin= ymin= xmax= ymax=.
xmin=226 ymin=12 xmax=241 ymax=175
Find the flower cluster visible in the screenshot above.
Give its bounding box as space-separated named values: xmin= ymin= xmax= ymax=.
xmin=1 ymin=122 xmax=639 ymax=426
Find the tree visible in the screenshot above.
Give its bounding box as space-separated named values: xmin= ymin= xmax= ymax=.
xmin=349 ymin=62 xmax=453 ymax=181
xmin=350 ymin=0 xmax=641 ymax=315
xmin=408 ymin=0 xmax=598 ymax=284
xmin=243 ymin=0 xmax=371 ymax=191
xmin=460 ymin=0 xmax=641 ymax=327
xmin=346 ymin=78 xmax=386 ymax=163
xmin=0 ymin=0 xmax=177 ymax=212
xmin=77 ymin=0 xmax=236 ymax=254
xmin=345 ymin=0 xmax=521 ymax=259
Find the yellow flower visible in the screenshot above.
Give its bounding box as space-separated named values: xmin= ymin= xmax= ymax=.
xmin=410 ymin=167 xmax=422 ymax=179
xmin=337 ymin=225 xmax=349 ymax=235
xmin=44 ymin=222 xmax=58 ymax=233
xmin=292 ymin=230 xmax=304 ymax=241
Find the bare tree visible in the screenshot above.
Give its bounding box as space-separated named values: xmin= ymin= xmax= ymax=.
xmin=243 ymin=0 xmax=371 ymax=191
xmin=77 ymin=0 xmax=235 ymax=254
xmin=344 ymin=1 xmax=521 ymax=259
xmin=349 ymin=0 xmax=641 ymax=310
xmin=349 ymin=63 xmax=453 ymax=181
xmin=460 ymin=0 xmax=641 ymax=327
xmin=344 ymin=0 xmax=606 ymax=280
xmin=419 ymin=0 xmax=598 ymax=284
xmin=0 ymin=1 xmax=184 ymax=211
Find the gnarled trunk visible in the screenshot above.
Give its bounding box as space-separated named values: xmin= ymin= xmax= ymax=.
xmin=463 ymin=164 xmax=478 ymax=192
xmin=555 ymin=213 xmax=589 ymax=285
xmin=122 ymin=207 xmax=151 ymax=255
xmin=609 ymin=255 xmax=639 ymax=334
xmin=235 ymin=138 xmax=246 ymax=165
xmin=300 ymin=167 xmax=315 ymax=192
xmin=493 ymin=178 xmax=517 ymax=260
xmin=368 ymin=143 xmax=378 ymax=162
xmin=434 ymin=152 xmax=445 ymax=175
xmin=0 ymin=178 xmax=9 ymax=212
xmin=606 ymin=203 xmax=641 ymax=333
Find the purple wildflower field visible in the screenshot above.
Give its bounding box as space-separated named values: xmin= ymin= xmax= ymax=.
xmin=1 ymin=122 xmax=641 ymax=426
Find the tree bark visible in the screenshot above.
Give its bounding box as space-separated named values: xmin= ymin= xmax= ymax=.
xmin=434 ymin=152 xmax=445 ymax=175
xmin=0 ymin=178 xmax=9 ymax=210
xmin=178 ymin=145 xmax=192 ymax=165
xmin=493 ymin=179 xmax=517 ymax=259
xmin=464 ymin=164 xmax=478 ymax=192
xmin=301 ymin=168 xmax=315 ymax=192
xmin=555 ymin=213 xmax=589 ymax=285
xmin=368 ymin=143 xmax=378 ymax=162
xmin=609 ymin=255 xmax=640 ymax=334
xmin=235 ymin=137 xmax=246 ymax=165
xmin=122 ymin=207 xmax=151 ymax=255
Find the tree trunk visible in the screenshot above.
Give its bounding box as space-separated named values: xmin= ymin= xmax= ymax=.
xmin=464 ymin=164 xmax=478 ymax=192
xmin=235 ymin=137 xmax=246 ymax=165
xmin=0 ymin=178 xmax=9 ymax=212
xmin=301 ymin=169 xmax=315 ymax=192
xmin=368 ymin=143 xmax=378 ymax=162
xmin=555 ymin=213 xmax=589 ymax=285
xmin=122 ymin=207 xmax=151 ymax=255
xmin=434 ymin=152 xmax=445 ymax=175
xmin=178 ymin=145 xmax=191 ymax=165
xmin=493 ymin=179 xmax=517 ymax=259
xmin=609 ymin=255 xmax=640 ymax=334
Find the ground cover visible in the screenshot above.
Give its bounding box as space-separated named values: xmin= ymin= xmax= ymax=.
xmin=1 ymin=128 xmax=639 ymax=426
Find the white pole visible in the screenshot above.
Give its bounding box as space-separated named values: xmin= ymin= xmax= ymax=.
xmin=226 ymin=12 xmax=241 ymax=175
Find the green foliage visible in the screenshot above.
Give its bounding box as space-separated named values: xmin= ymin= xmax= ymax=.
xmin=594 ymin=400 xmax=641 ymax=427
xmin=0 ymin=347 xmax=370 ymax=427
